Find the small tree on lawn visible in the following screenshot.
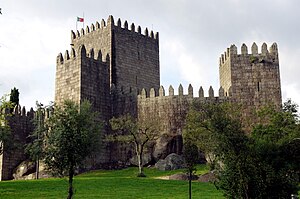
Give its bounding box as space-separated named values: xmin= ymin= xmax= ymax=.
xmin=43 ymin=100 xmax=101 ymax=199
xmin=183 ymin=140 xmax=199 ymax=199
xmin=109 ymin=114 xmax=159 ymax=177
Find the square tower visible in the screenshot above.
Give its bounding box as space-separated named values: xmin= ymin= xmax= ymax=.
xmin=219 ymin=42 xmax=282 ymax=109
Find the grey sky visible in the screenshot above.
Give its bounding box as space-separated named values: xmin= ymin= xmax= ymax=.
xmin=0 ymin=0 xmax=299 ymax=108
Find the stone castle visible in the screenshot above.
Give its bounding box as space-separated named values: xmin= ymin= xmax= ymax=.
xmin=0 ymin=15 xmax=281 ymax=180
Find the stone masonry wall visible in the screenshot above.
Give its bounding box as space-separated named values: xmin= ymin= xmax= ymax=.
xmin=137 ymin=84 xmax=228 ymax=160
xmin=0 ymin=106 xmax=34 ymax=180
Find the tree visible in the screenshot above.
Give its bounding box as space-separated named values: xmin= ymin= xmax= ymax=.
xmin=9 ymin=87 xmax=19 ymax=107
xmin=183 ymin=141 xmax=199 ymax=199
xmin=0 ymin=94 xmax=13 ymax=154
xmin=109 ymin=114 xmax=159 ymax=177
xmin=184 ymin=101 xmax=300 ymax=198
xmin=26 ymin=102 xmax=51 ymax=179
xmin=40 ymin=100 xmax=101 ymax=199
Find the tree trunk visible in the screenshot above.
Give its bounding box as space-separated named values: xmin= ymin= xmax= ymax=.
xmin=189 ymin=171 xmax=192 ymax=199
xmin=67 ymin=166 xmax=74 ymax=199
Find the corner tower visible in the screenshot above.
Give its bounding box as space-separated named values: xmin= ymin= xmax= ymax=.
xmin=219 ymin=42 xmax=282 ymax=110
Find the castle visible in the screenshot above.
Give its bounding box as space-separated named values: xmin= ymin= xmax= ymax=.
xmin=0 ymin=15 xmax=281 ymax=180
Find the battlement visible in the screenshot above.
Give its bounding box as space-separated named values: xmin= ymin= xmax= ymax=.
xmin=1 ymin=105 xmax=35 ymax=118
xmin=138 ymin=84 xmax=227 ymax=100
xmin=70 ymin=15 xmax=159 ymax=42
xmin=219 ymin=42 xmax=278 ymax=65
xmin=56 ymin=44 xmax=109 ymax=66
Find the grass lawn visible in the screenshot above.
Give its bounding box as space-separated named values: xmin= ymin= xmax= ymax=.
xmin=0 ymin=165 xmax=224 ymax=199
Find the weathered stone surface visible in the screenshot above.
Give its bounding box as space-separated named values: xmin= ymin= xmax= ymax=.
xmin=155 ymin=153 xmax=184 ymax=171
xmin=13 ymin=160 xmax=36 ymax=180
xmin=169 ymin=173 xmax=198 ymax=181
xmin=129 ymin=153 xmax=152 ymax=166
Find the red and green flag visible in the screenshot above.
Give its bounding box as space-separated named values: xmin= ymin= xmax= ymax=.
xmin=77 ymin=17 xmax=84 ymax=22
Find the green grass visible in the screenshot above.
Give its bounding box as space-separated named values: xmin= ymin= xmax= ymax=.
xmin=0 ymin=165 xmax=224 ymax=199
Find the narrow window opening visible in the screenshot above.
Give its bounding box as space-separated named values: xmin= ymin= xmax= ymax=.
xmin=135 ymin=76 xmax=138 ymax=85
xmin=257 ymin=82 xmax=260 ymax=92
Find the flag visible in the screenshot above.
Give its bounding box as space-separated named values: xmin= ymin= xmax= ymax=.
xmin=77 ymin=17 xmax=84 ymax=22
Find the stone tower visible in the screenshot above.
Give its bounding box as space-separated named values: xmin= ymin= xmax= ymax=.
xmin=55 ymin=15 xmax=160 ymax=119
xmin=219 ymin=42 xmax=282 ymax=113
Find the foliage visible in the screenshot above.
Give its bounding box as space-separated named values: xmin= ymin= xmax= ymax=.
xmin=0 ymin=94 xmax=14 ymax=155
xmin=26 ymin=102 xmax=53 ymax=179
xmin=183 ymin=141 xmax=199 ymax=199
xmin=184 ymin=100 xmax=300 ymax=198
xmin=109 ymin=114 xmax=159 ymax=177
xmin=9 ymin=87 xmax=19 ymax=107
xmin=37 ymin=100 xmax=101 ymax=199
xmin=0 ymin=166 xmax=224 ymax=199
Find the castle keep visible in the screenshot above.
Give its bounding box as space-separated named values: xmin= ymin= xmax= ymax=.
xmin=0 ymin=15 xmax=282 ymax=180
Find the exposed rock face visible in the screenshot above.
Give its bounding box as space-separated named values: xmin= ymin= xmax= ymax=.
xmin=155 ymin=153 xmax=184 ymax=171
xmin=129 ymin=153 xmax=152 ymax=166
xmin=13 ymin=160 xmax=36 ymax=180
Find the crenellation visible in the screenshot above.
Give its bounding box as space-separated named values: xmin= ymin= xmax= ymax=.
xmin=150 ymin=88 xmax=155 ymax=97
xmin=80 ymin=28 xmax=85 ymax=36
xmin=261 ymin=43 xmax=268 ymax=55
xmin=107 ymin=15 xmax=114 ymax=26
xmin=155 ymin=32 xmax=159 ymax=40
xmin=57 ymin=53 xmax=63 ymax=64
xmin=199 ymin=86 xmax=204 ymax=97
xmin=251 ymin=42 xmax=258 ymax=55
xmin=188 ymin=84 xmax=193 ymax=97
xmin=76 ymin=30 xmax=80 ymax=38
xmin=219 ymin=87 xmax=224 ymax=97
xmin=91 ymin=23 xmax=95 ymax=31
xmin=150 ymin=30 xmax=154 ymax=38
xmin=159 ymin=86 xmax=165 ymax=96
xmin=131 ymin=23 xmax=135 ymax=32
xmin=96 ymin=21 xmax=100 ymax=29
xmin=117 ymin=18 xmax=121 ymax=27
xmin=144 ymin=28 xmax=149 ymax=36
xmin=178 ymin=84 xmax=184 ymax=96
xmin=86 ymin=25 xmax=90 ymax=34
xmin=64 ymin=50 xmax=70 ymax=60
xmin=89 ymin=48 xmax=94 ymax=59
xmin=71 ymin=30 xmax=76 ymax=40
xmin=141 ymin=88 xmax=146 ymax=98
xmin=101 ymin=19 xmax=106 ymax=28
xmin=137 ymin=26 xmax=141 ymax=34
xmin=70 ymin=48 xmax=76 ymax=58
xmin=241 ymin=43 xmax=248 ymax=55
xmin=270 ymin=42 xmax=278 ymax=54
xmin=169 ymin=85 xmax=174 ymax=96
xmin=208 ymin=86 xmax=214 ymax=97
xmin=123 ymin=20 xmax=128 ymax=29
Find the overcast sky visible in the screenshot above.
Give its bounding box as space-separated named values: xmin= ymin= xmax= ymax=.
xmin=0 ymin=0 xmax=300 ymax=109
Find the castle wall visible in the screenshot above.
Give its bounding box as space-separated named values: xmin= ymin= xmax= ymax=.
xmin=0 ymin=106 xmax=34 ymax=180
xmin=137 ymin=85 xmax=228 ymax=160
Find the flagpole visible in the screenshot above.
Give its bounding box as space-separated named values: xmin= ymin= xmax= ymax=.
xmin=76 ymin=18 xmax=78 ymax=31
xmin=83 ymin=12 xmax=84 ymax=29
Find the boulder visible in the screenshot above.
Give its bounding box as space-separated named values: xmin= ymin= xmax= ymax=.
xmin=169 ymin=173 xmax=198 ymax=181
xmin=13 ymin=160 xmax=36 ymax=180
xmin=197 ymin=171 xmax=217 ymax=182
xmin=155 ymin=153 xmax=184 ymax=171
xmin=129 ymin=153 xmax=152 ymax=166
